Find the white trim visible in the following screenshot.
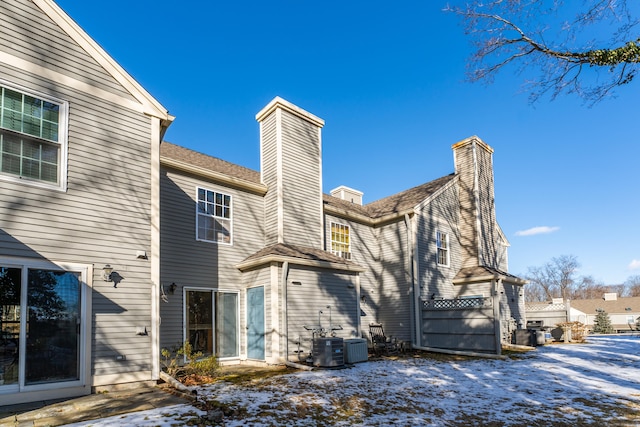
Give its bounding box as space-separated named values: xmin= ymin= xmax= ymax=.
xmin=276 ymin=109 xmax=284 ymax=243
xmin=195 ymin=186 xmax=233 ymax=245
xmin=32 ymin=0 xmax=170 ymax=120
xmin=256 ymin=97 xmax=325 ymax=128
xmin=270 ymin=265 xmax=280 ymax=363
xmin=0 ymin=51 xmax=144 ymax=115
xmin=182 ymin=287 xmax=240 ymax=361
xmin=329 ymin=221 xmax=351 ymax=259
xmin=0 ymin=258 xmax=91 ymax=400
xmin=0 ymin=79 xmax=69 ymax=191
xmin=436 ymin=230 xmax=450 ymax=267
xmin=150 ymin=117 xmax=161 ymax=380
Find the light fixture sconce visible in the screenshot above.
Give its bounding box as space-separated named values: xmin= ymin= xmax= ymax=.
xmin=169 ymin=282 xmax=177 ymax=294
xmin=102 ymin=264 xmax=114 ymax=282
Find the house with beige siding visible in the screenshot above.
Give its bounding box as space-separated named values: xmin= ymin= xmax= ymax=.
xmin=159 ymin=97 xmax=527 ymax=365
xmin=0 ymin=0 xmax=172 ymax=405
xmin=1 ymin=0 xmax=525 ymax=405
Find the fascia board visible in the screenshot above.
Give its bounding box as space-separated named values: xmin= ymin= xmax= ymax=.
xmin=415 ymin=175 xmax=459 ymax=211
xmin=34 ymin=0 xmax=171 ymax=121
xmin=256 ymin=96 xmax=325 ymax=128
xmin=161 ymin=156 xmax=268 ymax=196
xmin=236 ymin=255 xmax=365 ymax=273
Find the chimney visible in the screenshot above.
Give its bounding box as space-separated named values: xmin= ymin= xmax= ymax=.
xmin=451 ymin=136 xmax=498 ymax=269
xmin=256 ymin=97 xmax=325 ymax=249
xmin=330 ymin=185 xmax=363 ymax=205
xmin=603 ymin=293 xmax=617 ymax=301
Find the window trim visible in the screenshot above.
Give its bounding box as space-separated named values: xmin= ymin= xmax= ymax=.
xmin=0 ymin=79 xmax=68 ymax=191
xmin=330 ymin=221 xmax=351 ymax=260
xmin=195 ymin=186 xmax=233 ymax=245
xmin=436 ymin=230 xmax=450 ymax=267
xmin=182 ymin=287 xmax=240 ymax=361
xmin=0 ymin=257 xmax=91 ymax=393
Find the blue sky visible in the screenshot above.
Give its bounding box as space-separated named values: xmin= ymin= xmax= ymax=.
xmin=56 ymin=0 xmax=639 ymax=285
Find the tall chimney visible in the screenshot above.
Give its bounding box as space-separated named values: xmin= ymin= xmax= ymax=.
xmin=256 ymin=97 xmax=325 ymax=249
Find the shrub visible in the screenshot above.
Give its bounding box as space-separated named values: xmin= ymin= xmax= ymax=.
xmin=161 ymin=341 xmax=219 ymax=381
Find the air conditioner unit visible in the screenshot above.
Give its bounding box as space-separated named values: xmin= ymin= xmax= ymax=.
xmin=344 ymin=338 xmax=368 ymax=363
xmin=312 ymin=337 xmax=344 ymax=367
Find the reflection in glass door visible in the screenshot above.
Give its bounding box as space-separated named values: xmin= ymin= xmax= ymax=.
xmin=25 ymin=270 xmax=81 ymax=385
xmin=0 ymin=266 xmax=82 ymax=388
xmin=185 ymin=289 xmax=239 ymax=359
xmin=0 ymin=267 xmax=21 ymax=386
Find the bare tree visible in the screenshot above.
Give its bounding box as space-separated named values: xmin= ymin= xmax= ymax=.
xmin=525 ymin=255 xmax=580 ymax=301
xmin=625 ymin=275 xmax=640 ymax=296
xmin=447 ymin=1 xmax=640 ymax=103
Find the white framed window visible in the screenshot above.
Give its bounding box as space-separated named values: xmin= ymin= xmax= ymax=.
xmin=330 ymin=222 xmax=351 ymax=259
xmin=196 ymin=187 xmax=232 ymax=244
xmin=436 ymin=231 xmax=449 ymax=266
xmin=0 ymin=82 xmax=68 ymax=190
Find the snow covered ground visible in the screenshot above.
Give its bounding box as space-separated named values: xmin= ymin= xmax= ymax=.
xmin=66 ymin=335 xmax=640 ymax=426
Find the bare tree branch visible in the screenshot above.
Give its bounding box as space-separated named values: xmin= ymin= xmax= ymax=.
xmin=446 ymin=1 xmax=640 ymax=104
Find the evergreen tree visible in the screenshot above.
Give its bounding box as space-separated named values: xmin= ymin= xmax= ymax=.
xmin=593 ymin=309 xmax=615 ymax=334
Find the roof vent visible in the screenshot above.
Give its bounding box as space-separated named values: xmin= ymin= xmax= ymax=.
xmin=330 ymin=185 xmax=363 ymax=206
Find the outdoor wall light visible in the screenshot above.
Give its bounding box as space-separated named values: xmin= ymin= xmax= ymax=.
xmin=169 ymin=282 xmax=177 ymax=294
xmin=102 ymin=264 xmax=114 ymax=282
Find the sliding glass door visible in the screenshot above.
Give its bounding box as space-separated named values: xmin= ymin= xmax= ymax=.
xmin=185 ymin=289 xmax=238 ymax=359
xmin=0 ymin=265 xmax=83 ymax=389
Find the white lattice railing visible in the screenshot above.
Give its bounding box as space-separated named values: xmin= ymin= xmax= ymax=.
xmin=525 ymin=303 xmax=566 ymax=312
xmin=423 ymin=297 xmax=492 ymax=310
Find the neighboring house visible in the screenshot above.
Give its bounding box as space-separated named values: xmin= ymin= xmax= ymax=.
xmin=570 ymin=293 xmax=640 ymax=333
xmin=159 ymin=97 xmax=526 ymax=365
xmin=0 ymin=0 xmax=172 ymax=405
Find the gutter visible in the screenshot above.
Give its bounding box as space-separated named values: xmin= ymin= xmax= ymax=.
xmin=161 ymin=156 xmax=268 ymax=196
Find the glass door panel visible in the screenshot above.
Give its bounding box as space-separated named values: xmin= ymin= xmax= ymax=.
xmin=216 ymin=292 xmax=238 ymax=358
xmin=0 ymin=267 xmax=21 ymax=386
xmin=25 ymin=269 xmax=81 ymax=385
xmin=186 ymin=290 xmax=213 ymax=356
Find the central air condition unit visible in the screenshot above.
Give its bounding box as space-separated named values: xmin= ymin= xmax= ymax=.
xmin=312 ymin=337 xmax=344 ymax=367
xmin=344 ymin=338 xmax=368 ymax=363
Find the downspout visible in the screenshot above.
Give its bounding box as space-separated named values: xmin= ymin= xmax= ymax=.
xmin=281 ymin=261 xmax=289 ymax=361
xmin=404 ymin=213 xmax=419 ymax=348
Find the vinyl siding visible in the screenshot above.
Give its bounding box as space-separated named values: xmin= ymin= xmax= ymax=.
xmin=280 ymin=110 xmax=322 ymax=248
xmin=475 ymin=146 xmax=500 ymax=268
xmin=417 ymin=184 xmax=460 ymax=300
xmin=285 ymin=266 xmax=358 ymax=361
xmin=158 ymin=168 xmax=265 ymax=353
xmin=261 ymin=113 xmax=278 ymax=245
xmin=0 ymin=65 xmax=154 ymax=379
xmin=324 ymin=214 xmax=378 ymax=336
xmin=0 ymin=0 xmax=135 ymax=100
xmin=454 ymin=143 xmax=479 ymax=268
xmin=374 ymin=220 xmax=412 ymax=342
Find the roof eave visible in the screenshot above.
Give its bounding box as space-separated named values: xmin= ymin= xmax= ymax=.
xmin=236 ymin=254 xmax=365 ymax=273
xmin=36 ymin=0 xmax=171 ymax=121
xmin=161 ymin=156 xmax=268 ymax=196
xmin=453 ymin=274 xmax=527 ymax=285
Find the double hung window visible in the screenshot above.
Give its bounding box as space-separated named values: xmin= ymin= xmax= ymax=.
xmin=436 ymin=231 xmax=449 ymax=266
xmin=0 ymin=84 xmax=67 ymax=189
xmin=330 ymin=222 xmax=351 ymax=260
xmin=196 ymin=187 xmax=232 ymax=244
